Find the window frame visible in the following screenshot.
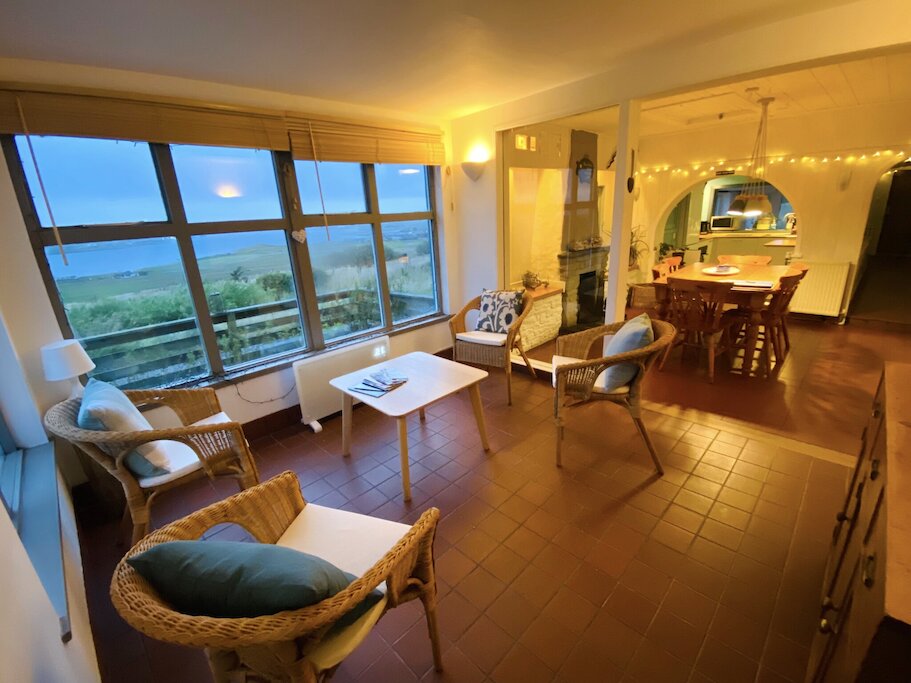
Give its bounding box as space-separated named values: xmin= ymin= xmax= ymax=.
xmin=2 ymin=135 xmax=444 ymax=388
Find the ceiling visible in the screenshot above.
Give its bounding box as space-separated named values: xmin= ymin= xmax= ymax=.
xmin=553 ymin=51 xmax=911 ymax=137
xmin=1 ymin=0 xmax=860 ymax=120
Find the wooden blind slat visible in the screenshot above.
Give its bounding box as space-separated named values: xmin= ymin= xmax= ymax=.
xmin=0 ymin=90 xmax=290 ymax=150
xmin=0 ymin=87 xmax=445 ymax=164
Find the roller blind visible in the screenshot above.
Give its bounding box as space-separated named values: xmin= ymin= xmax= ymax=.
xmin=0 ymin=88 xmax=290 ymax=150
xmin=286 ymin=115 xmax=445 ymax=166
xmin=0 ymin=86 xmax=445 ymax=164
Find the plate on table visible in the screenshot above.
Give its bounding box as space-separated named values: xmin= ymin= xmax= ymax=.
xmin=702 ymin=265 xmax=740 ymax=276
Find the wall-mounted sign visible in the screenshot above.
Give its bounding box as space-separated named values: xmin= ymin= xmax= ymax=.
xmin=515 ymin=134 xmax=528 ymax=151
xmin=715 ymin=169 xmax=735 ymax=176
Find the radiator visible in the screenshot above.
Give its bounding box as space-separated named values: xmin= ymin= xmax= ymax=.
xmin=790 ymin=262 xmax=850 ymax=317
xmin=292 ymin=336 xmax=390 ymax=432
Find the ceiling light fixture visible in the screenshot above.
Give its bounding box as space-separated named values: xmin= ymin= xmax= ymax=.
xmin=728 ymin=97 xmax=774 ymax=217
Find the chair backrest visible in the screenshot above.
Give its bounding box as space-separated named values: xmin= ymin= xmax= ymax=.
xmin=717 ymin=254 xmax=772 ymax=266
xmin=663 ymin=256 xmax=682 ymax=272
xmin=789 ymin=261 xmax=809 ymax=273
xmin=651 ymin=261 xmax=670 ymax=280
xmin=766 ymin=271 xmax=805 ymax=317
xmin=666 ymin=278 xmax=733 ymax=334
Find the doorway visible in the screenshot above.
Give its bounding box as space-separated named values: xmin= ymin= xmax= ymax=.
xmin=850 ymin=166 xmax=911 ymax=326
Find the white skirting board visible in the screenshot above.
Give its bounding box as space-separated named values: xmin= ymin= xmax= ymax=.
xmin=292 ymin=336 xmax=390 ymax=432
xmin=790 ymin=262 xmax=851 ymax=318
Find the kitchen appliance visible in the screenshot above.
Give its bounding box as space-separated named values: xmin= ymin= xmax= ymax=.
xmin=709 ymin=215 xmax=737 ymax=231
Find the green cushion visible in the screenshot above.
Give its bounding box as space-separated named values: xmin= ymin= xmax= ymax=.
xmin=127 ymin=540 xmax=382 ymax=620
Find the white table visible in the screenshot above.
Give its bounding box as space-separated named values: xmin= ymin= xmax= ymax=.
xmin=329 ymin=352 xmax=490 ymax=501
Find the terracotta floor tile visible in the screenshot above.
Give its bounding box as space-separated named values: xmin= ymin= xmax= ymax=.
xmin=651 ymin=519 xmax=695 ymax=554
xmin=565 ymin=561 xmax=617 ymax=607
xmin=518 ymin=616 xmax=578 ymax=671
xmin=556 ymin=637 xmax=625 ymax=683
xmin=662 ymin=580 xmax=718 ymax=632
xmin=662 ymin=503 xmax=706 ymax=534
xmin=604 ymin=584 xmax=659 ymax=634
xmin=698 ymin=518 xmax=744 ymax=551
xmin=625 ymin=639 xmax=691 ymax=683
xmin=762 ymin=632 xmax=810 ymax=682
xmin=456 ymin=615 xmax=514 ymax=674
xmin=687 ymin=537 xmax=736 ymax=574
xmin=619 ymin=559 xmax=672 ymax=604
xmin=646 ymin=608 xmax=706 ymax=664
xmin=491 ymin=643 xmax=554 ymax=683
xmin=483 ymin=545 xmax=528 ymax=584
xmin=707 ymin=501 xmax=751 ymax=531
xmin=673 ymin=488 xmax=715 ymax=515
xmin=585 ymin=611 xmax=645 ymax=669
xmin=542 ymin=586 xmax=598 ymax=634
xmin=696 ymin=637 xmax=760 ymax=683
xmin=419 ymin=645 xmax=485 ymax=683
xmin=708 ymin=604 xmax=769 ymax=661
xmin=456 ymin=566 xmax=507 ymax=611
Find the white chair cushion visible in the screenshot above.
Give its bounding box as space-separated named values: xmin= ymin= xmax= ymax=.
xmin=277 ymin=504 xmax=411 ymax=585
xmin=276 ymin=504 xmax=412 ymax=672
xmin=456 ymin=330 xmax=508 ymax=346
xmin=137 ymin=412 xmax=233 ymax=488
xmin=551 ymin=355 xmax=629 ymax=395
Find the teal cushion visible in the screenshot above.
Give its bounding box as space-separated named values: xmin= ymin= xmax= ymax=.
xmin=127 ymin=540 xmax=383 ymax=621
xmin=76 ymin=378 xmax=167 ymax=478
xmin=601 ymin=313 xmax=655 ymax=392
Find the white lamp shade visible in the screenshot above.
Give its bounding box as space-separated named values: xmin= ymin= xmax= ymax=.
xmin=743 ymin=194 xmax=773 ymax=217
xmin=41 ymin=339 xmax=95 ymax=381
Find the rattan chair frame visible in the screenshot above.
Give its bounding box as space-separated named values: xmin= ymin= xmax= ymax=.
xmin=553 ymin=318 xmax=675 ymax=473
xmin=110 ymin=471 xmax=442 ymax=683
xmin=44 ymin=388 xmax=260 ymax=544
xmin=449 ymin=291 xmax=537 ymax=405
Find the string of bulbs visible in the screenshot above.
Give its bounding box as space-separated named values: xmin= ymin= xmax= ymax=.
xmin=637 ymin=145 xmax=911 ymax=180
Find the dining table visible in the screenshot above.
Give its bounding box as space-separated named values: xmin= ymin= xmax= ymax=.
xmin=653 ymin=262 xmax=798 ymax=376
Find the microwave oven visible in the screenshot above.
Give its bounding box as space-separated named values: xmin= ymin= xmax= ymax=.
xmin=710 ymin=215 xmax=737 ymax=231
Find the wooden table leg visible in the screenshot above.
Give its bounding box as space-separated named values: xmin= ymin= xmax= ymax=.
xmin=468 ymin=383 xmax=491 ymax=452
xmin=742 ymin=308 xmax=763 ymax=376
xmin=342 ymin=393 xmax=353 ymax=456
xmin=419 ymin=407 xmax=426 ymax=422
xmin=397 ymin=417 xmax=412 ymax=502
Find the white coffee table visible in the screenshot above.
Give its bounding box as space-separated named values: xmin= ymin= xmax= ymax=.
xmin=329 ymin=352 xmax=490 ymax=501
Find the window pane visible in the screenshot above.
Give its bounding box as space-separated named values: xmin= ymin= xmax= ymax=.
xmin=14 ymin=136 xmax=166 ymax=227
xmin=383 ymin=220 xmax=438 ymax=322
xmin=171 ymin=145 xmax=282 ymax=223
xmin=294 ymin=161 xmax=367 ymax=214
xmin=375 ymin=164 xmax=429 ymax=213
xmin=192 ymin=231 xmax=305 ymax=367
xmin=306 ymin=225 xmax=382 ymax=340
xmin=47 ymin=238 xmax=208 ymax=388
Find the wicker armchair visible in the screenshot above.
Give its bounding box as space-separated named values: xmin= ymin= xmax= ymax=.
xmin=44 ymin=387 xmax=260 ymax=544
xmin=449 ymin=291 xmax=536 ymax=405
xmin=552 ymin=318 xmax=675 ymax=473
xmin=110 ymin=471 xmax=442 ymax=683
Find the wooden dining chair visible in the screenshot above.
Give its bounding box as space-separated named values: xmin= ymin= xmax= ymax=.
xmin=663 ymin=256 xmax=682 ymax=273
xmin=651 ymin=261 xmax=670 ymax=281
xmin=725 ymin=270 xmax=806 ymax=375
xmin=717 ymin=254 xmax=772 ymax=266
xmin=660 ymin=279 xmax=734 ymax=383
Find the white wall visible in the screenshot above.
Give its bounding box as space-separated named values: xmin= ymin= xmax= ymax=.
xmin=448 ymin=0 xmax=911 ymax=305
xmin=0 ymin=315 xmax=99 ymax=683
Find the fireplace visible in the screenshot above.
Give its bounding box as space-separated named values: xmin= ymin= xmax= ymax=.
xmin=558 ymin=245 xmax=610 ymax=329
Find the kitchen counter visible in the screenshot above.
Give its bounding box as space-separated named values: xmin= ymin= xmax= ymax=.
xmin=764 ymin=238 xmax=797 ymax=247
xmin=695 ymin=231 xmax=795 ymax=240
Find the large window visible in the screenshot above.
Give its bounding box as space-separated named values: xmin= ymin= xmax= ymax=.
xmin=6 ymin=135 xmax=442 ymax=388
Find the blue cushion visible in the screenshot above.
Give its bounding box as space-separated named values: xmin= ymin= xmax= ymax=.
xmin=600 ymin=313 xmax=655 ymax=392
xmin=127 ymin=540 xmax=383 ymax=621
xmin=77 ymin=378 xmax=167 ymax=478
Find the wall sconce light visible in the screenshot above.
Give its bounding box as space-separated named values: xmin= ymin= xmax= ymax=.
xmin=461 ymin=160 xmax=488 ymax=181
xmin=462 ymin=142 xmax=491 ymax=181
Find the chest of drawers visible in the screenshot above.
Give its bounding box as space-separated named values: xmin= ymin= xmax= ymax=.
xmin=806 ymin=363 xmax=911 ymax=682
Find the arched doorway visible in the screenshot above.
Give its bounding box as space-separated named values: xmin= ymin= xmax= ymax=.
xmin=850 ymin=161 xmax=911 ymax=325
xmin=654 ymin=176 xmax=795 ymax=265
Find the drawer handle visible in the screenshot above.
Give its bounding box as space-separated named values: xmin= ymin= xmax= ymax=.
xmin=862 ymin=554 xmax=877 ymax=588
xmin=872 ymin=404 xmax=882 ymax=419
xmin=819 ymin=617 xmax=833 ymax=634
xmin=870 ymin=459 xmax=881 ymax=481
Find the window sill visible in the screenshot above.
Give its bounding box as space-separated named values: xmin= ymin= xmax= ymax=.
xmin=171 ymin=312 xmax=452 ymax=391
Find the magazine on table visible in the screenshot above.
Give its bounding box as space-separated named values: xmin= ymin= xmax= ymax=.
xmin=349 ymin=369 xmax=408 ymax=397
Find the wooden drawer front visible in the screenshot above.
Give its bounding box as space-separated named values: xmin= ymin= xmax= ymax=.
xmin=809 ymin=559 xmax=860 ymax=683
xmin=825 ymin=471 xmax=870 ymax=604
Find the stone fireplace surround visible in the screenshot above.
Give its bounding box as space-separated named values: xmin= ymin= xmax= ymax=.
xmin=558 ymin=245 xmax=610 ymax=328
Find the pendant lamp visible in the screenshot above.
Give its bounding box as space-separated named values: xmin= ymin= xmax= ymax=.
xmin=727 ymin=97 xmax=775 ymax=217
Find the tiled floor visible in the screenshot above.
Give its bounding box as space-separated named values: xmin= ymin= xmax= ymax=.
xmin=530 ymin=318 xmax=911 ymax=454
xmin=78 ymin=366 xmax=854 ymax=683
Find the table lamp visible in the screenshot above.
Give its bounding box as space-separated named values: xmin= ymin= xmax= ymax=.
xmin=41 ymin=339 xmax=95 ymax=398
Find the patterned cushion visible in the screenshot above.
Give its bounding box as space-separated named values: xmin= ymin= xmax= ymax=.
xmin=475 ymin=289 xmax=524 ymax=334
